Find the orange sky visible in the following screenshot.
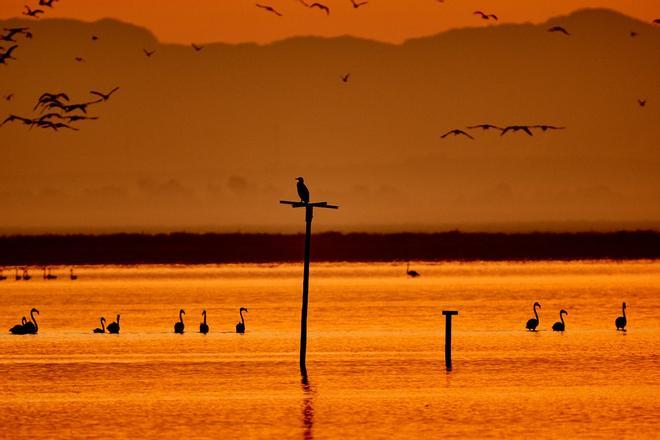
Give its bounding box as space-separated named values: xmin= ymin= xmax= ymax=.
xmin=1 ymin=0 xmax=657 ymax=44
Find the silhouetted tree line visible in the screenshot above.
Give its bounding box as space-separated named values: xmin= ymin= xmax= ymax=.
xmin=0 ymin=231 xmax=659 ymax=266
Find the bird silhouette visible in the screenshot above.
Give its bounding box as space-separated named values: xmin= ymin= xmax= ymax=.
xmin=638 ymin=99 xmax=646 ymax=107
xmin=310 ymin=2 xmax=330 ymax=15
xmin=10 ymin=308 xmax=39 ymax=334
xmin=1 ymin=27 xmax=30 ymax=42
xmin=296 ymin=177 xmax=310 ymax=204
xmin=350 ymin=0 xmax=368 ymax=8
xmin=340 ymin=73 xmax=350 ymax=83
xmin=74 ymin=57 xmax=85 ymax=63
xmin=15 ymin=268 xmax=21 ymax=281
xmin=501 ymin=125 xmax=533 ymax=136
xmin=552 ymin=309 xmax=568 ymax=332
xmin=93 ymin=317 xmax=106 ymax=333
xmin=200 ymin=310 xmax=209 ymax=334
xmin=70 ymin=268 xmax=78 ymax=280
xmin=548 ymin=26 xmax=570 ymax=35
xmin=191 ymin=43 xmax=205 ymax=52
xmin=615 ymin=302 xmax=627 ymax=331
xmin=0 ymin=45 xmax=19 ymax=65
xmin=441 ymin=129 xmax=474 ymax=140
xmin=406 ymin=262 xmax=420 ymax=278
xmin=236 ymin=307 xmax=248 ymax=334
xmin=37 ymin=121 xmax=79 ymax=131
xmin=4 ymin=93 xmax=14 ymax=101
xmin=1 ymin=114 xmax=33 ymax=127
xmin=90 ymin=86 xmax=119 ymax=102
xmin=91 ymin=35 xmax=99 ymax=41
xmin=256 ymin=4 xmax=283 ymax=16
xmin=23 ymin=6 xmax=45 ymax=18
xmin=653 ymin=19 xmax=660 ymax=25
xmin=174 ymin=309 xmax=185 ymax=334
xmin=65 ymin=115 xmax=98 ymax=123
xmin=531 ymin=125 xmax=565 ymax=132
xmin=143 ymin=49 xmax=156 ymax=57
xmin=630 ymin=31 xmax=638 ymax=37
xmin=474 ymin=11 xmax=498 ymax=21
xmin=22 ymin=268 xmax=31 ymax=280
xmin=467 ymin=124 xmax=502 ymax=131
xmin=39 ymin=0 xmax=59 ymax=7
xmin=526 ymin=302 xmax=541 ymax=331
xmin=107 ymin=314 xmax=120 ymax=334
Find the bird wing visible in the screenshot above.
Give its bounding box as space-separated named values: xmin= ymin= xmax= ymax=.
xmin=522 ymin=127 xmax=533 ymax=136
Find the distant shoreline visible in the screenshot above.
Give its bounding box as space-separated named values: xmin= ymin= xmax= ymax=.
xmin=1 ymin=231 xmax=659 ymax=266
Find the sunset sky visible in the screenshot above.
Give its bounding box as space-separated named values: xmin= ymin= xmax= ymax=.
xmin=1 ymin=3 xmax=659 ymax=233
xmin=0 ymin=1 xmax=657 ymax=44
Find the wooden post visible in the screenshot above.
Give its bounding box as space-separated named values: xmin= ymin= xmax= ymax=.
xmin=280 ymin=199 xmax=338 ymax=376
xmin=300 ymin=205 xmax=313 ymax=376
xmin=442 ymin=310 xmax=458 ymax=371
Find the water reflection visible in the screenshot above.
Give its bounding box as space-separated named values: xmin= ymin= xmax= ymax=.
xmin=301 ymin=375 xmax=315 ymax=440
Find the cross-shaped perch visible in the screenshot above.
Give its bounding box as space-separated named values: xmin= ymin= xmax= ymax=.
xmin=280 ymin=199 xmax=338 ymax=376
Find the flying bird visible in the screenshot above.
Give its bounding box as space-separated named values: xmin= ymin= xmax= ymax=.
xmin=630 ymin=31 xmax=638 ymax=37
xmin=1 ymin=114 xmax=34 ymax=127
xmin=350 ymin=0 xmax=368 ymax=8
xmin=531 ymin=125 xmax=565 ymax=132
xmin=191 ymin=43 xmax=205 ymax=52
xmin=467 ymin=124 xmax=502 ymax=131
xmin=0 ymin=45 xmax=18 ymax=64
xmin=310 ymin=3 xmax=330 ymax=15
xmin=340 ymin=73 xmax=350 ymax=83
xmin=501 ymin=125 xmax=533 ymax=136
xmin=638 ymin=99 xmax=646 ymax=107
xmin=296 ymin=177 xmax=310 ymax=204
xmin=441 ymin=129 xmax=474 ymax=140
xmin=23 ymin=6 xmax=45 ymax=18
xmin=39 ymin=0 xmax=59 ymax=7
xmin=1 ymin=27 xmax=30 ymax=42
xmin=74 ymin=57 xmax=85 ymax=62
xmin=91 ymin=35 xmax=99 ymax=41
xmin=548 ymin=26 xmax=570 ymax=35
xmin=256 ymin=4 xmax=283 ymax=16
xmin=37 ymin=121 xmax=79 ymax=131
xmin=474 ymin=11 xmax=497 ymax=21
xmin=90 ymin=86 xmax=120 ymax=102
xmin=653 ymin=19 xmax=660 ymax=25
xmin=4 ymin=93 xmax=13 ymax=101
xmin=65 ymin=115 xmax=99 ymax=122
xmin=143 ymin=49 xmax=156 ymax=57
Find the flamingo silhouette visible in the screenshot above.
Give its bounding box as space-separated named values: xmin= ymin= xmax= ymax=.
xmin=200 ymin=310 xmax=209 ymax=334
xmin=552 ymin=309 xmax=568 ymax=332
xmin=107 ymin=314 xmax=120 ymax=334
xmin=615 ymin=302 xmax=627 ymax=331
xmin=174 ymin=309 xmax=185 ymax=334
xmin=236 ymin=308 xmax=248 ymax=334
xmin=93 ymin=317 xmax=106 ymax=333
xmin=406 ymin=262 xmax=420 ymax=278
xmin=526 ymin=302 xmax=541 ymax=331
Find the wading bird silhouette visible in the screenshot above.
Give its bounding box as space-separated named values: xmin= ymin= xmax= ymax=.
xmin=406 ymin=262 xmax=420 ymax=278
xmin=441 ymin=129 xmax=474 ymax=140
xmin=22 ymin=268 xmax=31 ymax=280
xmin=297 ymin=177 xmax=310 ymax=204
xmin=236 ymin=308 xmax=248 ymax=333
xmin=93 ymin=317 xmax=106 ymax=333
xmin=615 ymin=302 xmax=627 ymax=331
xmin=174 ymin=309 xmax=185 ymax=334
xmin=526 ymin=302 xmax=541 ymax=331
xmin=107 ymin=314 xmax=120 ymax=334
xmin=200 ymin=310 xmax=209 ymax=334
xmin=70 ymin=268 xmax=78 ymax=280
xmin=552 ymin=309 xmax=568 ymax=332
xmin=10 ymin=308 xmax=39 ymax=334
xmin=256 ymin=4 xmax=283 ymax=16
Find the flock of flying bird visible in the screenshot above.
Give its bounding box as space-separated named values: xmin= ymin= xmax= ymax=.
xmin=8 ymin=307 xmax=250 ymax=335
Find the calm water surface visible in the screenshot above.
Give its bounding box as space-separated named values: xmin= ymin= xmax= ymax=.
xmin=0 ymin=261 xmax=658 ymax=439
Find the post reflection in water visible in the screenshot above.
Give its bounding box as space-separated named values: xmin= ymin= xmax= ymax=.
xmin=301 ymin=375 xmax=315 ymax=440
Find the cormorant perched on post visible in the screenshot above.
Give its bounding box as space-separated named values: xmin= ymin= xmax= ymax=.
xmin=296 ymin=177 xmax=310 ymax=204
